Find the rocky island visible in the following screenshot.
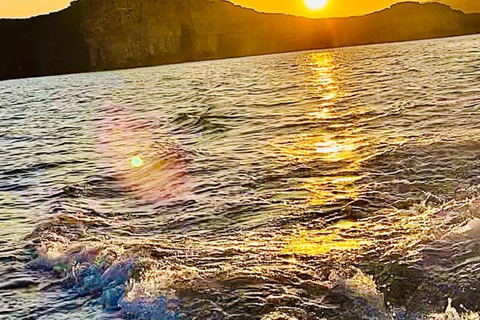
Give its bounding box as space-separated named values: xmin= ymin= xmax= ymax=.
xmin=0 ymin=0 xmax=479 ymax=81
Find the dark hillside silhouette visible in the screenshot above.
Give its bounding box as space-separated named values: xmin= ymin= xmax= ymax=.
xmin=0 ymin=0 xmax=479 ymax=81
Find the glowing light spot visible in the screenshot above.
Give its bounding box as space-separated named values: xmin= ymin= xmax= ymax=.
xmin=316 ymin=140 xmax=340 ymax=154
xmin=305 ymin=0 xmax=328 ymax=10
xmin=323 ymin=92 xmax=336 ymax=100
xmin=131 ymin=156 xmax=144 ymax=168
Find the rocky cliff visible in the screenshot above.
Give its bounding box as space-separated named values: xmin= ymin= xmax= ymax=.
xmin=0 ymin=0 xmax=479 ymax=81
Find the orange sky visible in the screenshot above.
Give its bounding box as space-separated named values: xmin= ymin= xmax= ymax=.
xmin=0 ymin=0 xmax=435 ymax=18
xmin=0 ymin=0 xmax=72 ymax=18
xmin=232 ymin=0 xmax=426 ymax=18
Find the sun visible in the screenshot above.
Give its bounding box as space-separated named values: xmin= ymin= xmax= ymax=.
xmin=305 ymin=0 xmax=328 ymax=10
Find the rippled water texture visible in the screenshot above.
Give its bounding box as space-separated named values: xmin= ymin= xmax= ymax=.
xmin=1 ymin=35 xmax=480 ymax=319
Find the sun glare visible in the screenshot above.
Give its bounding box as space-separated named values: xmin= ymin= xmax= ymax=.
xmin=305 ymin=0 xmax=328 ymax=10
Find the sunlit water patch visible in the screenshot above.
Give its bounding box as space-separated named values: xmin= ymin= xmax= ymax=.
xmin=0 ymin=35 xmax=480 ymax=319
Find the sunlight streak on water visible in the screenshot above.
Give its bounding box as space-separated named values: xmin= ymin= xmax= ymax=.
xmin=282 ymin=221 xmax=372 ymax=255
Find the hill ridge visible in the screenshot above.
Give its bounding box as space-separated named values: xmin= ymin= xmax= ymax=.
xmin=0 ymin=0 xmax=479 ymax=81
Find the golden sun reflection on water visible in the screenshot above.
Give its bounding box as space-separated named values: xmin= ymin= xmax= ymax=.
xmin=315 ymin=138 xmax=358 ymax=162
xmin=282 ymin=221 xmax=372 ymax=256
xmin=307 ymin=107 xmax=331 ymax=119
xmin=271 ymin=52 xmax=376 ymax=253
xmin=270 ymin=52 xmax=369 ymax=208
xmin=303 ymin=174 xmax=364 ymax=206
xmin=307 ymin=52 xmax=341 ymax=101
xmin=273 ymin=132 xmax=367 ymax=206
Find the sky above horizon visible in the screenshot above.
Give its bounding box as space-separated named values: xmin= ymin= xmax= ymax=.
xmin=232 ymin=0 xmax=430 ymax=18
xmin=0 ymin=0 xmax=424 ymax=19
xmin=0 ymin=0 xmax=474 ymax=18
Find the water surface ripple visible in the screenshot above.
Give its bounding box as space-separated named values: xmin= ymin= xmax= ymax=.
xmin=1 ymin=35 xmax=480 ymax=319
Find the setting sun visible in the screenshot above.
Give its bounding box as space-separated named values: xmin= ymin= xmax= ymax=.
xmin=304 ymin=0 xmax=328 ymax=10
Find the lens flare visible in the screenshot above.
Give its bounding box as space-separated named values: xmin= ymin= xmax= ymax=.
xmin=131 ymin=156 xmax=144 ymax=168
xmin=97 ymin=105 xmax=190 ymax=203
